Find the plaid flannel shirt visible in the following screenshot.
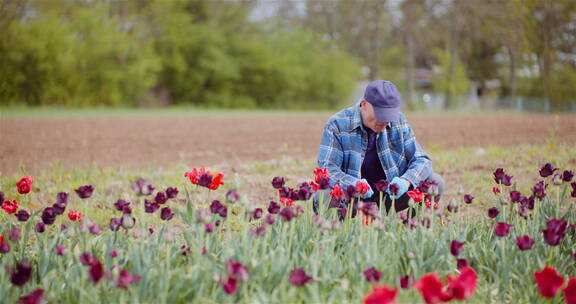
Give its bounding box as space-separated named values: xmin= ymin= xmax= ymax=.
xmin=317 ymin=101 xmax=432 ymax=190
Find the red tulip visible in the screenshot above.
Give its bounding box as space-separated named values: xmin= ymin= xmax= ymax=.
xmin=2 ymin=200 xmax=18 ymax=214
xmin=413 ymin=273 xmax=452 ymax=304
xmin=16 ymin=176 xmax=33 ymax=194
xmin=564 ymin=278 xmax=576 ymax=304
xmin=407 ymin=189 xmax=424 ymax=203
xmin=363 ymin=285 xmax=398 ymax=304
xmin=18 ymin=288 xmax=43 ymax=304
xmin=68 ymin=210 xmax=83 ymax=222
xmin=363 ymin=267 xmax=382 ymax=283
xmin=494 ymin=222 xmax=512 ymax=237
xmin=313 ymin=168 xmax=330 ymax=183
xmin=446 ymin=266 xmax=477 ymax=300
xmin=356 ymin=180 xmax=370 ymax=195
xmin=534 ymin=266 xmax=565 ymax=298
xmin=330 ymin=184 xmax=344 ymax=199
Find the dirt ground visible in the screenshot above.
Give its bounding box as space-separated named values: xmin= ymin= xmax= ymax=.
xmin=1 ymin=112 xmax=575 ymax=175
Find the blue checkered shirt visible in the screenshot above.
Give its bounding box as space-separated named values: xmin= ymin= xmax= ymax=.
xmin=317 ymin=101 xmax=432 ymax=190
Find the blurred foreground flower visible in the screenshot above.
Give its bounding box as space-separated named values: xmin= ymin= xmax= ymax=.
xmin=363 ymin=285 xmax=398 ymax=304
xmin=534 ymin=266 xmax=564 ymax=299
xmin=184 ymin=166 xmax=224 ymax=190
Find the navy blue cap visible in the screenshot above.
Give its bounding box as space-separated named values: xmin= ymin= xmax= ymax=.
xmin=363 ymin=80 xmax=401 ymax=123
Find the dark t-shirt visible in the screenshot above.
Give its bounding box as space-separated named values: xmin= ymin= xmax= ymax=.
xmin=361 ymin=126 xmax=387 ymax=201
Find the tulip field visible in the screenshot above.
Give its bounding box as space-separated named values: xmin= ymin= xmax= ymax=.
xmin=1 ymin=138 xmax=575 ymax=303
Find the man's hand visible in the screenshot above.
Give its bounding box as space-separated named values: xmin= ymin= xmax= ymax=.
xmin=358 ymin=178 xmax=374 ymax=199
xmin=387 ymin=177 xmax=410 ymax=199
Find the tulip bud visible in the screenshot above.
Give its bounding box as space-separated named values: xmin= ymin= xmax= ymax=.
xmin=121 ymin=214 xmax=136 ymax=229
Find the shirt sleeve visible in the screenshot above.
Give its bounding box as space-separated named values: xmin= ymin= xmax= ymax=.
xmin=317 ymin=122 xmax=361 ymax=189
xmin=400 ymin=120 xmax=432 ymax=187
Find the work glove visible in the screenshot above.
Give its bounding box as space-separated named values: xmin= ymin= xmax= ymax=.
xmin=358 ymin=178 xmax=374 ymax=199
xmin=387 ymin=177 xmax=409 ymax=200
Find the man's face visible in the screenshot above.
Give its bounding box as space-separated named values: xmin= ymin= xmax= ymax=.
xmin=360 ymin=100 xmax=389 ymax=133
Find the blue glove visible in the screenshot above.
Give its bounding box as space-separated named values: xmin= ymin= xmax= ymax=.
xmin=387 ymin=177 xmax=409 ymax=200
xmin=359 ymin=178 xmax=374 ymax=199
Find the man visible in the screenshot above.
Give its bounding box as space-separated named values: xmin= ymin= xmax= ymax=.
xmin=313 ymin=80 xmax=444 ymax=216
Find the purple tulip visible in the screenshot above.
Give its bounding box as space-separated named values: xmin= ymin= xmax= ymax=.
xmin=450 ymin=240 xmax=465 ymax=256
xmin=10 ymin=259 xmax=32 ymax=286
xmin=447 ymin=200 xmax=459 ymax=213
xmin=160 ymin=207 xmax=175 ymax=221
xmin=52 ymin=201 xmax=66 ymax=215
xmin=487 ymin=207 xmax=500 ymax=219
xmin=89 ymin=224 xmax=102 ymax=235
xmin=225 ymin=189 xmax=239 ymax=203
xmin=572 ymin=182 xmax=576 ymax=198
xmin=338 ymin=207 xmax=348 ymax=220
xmin=198 ymin=173 xmax=212 ymax=187
xmin=10 ymin=227 xmax=21 ymax=242
xmin=0 ymin=192 xmax=3 ymax=205
xmin=15 ymin=209 xmax=30 ymax=222
xmin=463 ymin=194 xmax=474 ymax=204
xmin=374 ymin=179 xmax=390 ymax=192
xmin=297 ymin=183 xmax=313 ymax=201
xmin=80 ymin=252 xmax=96 ymax=266
xmin=268 ymin=201 xmax=281 ymax=214
xmin=109 ymin=250 xmax=118 ymax=258
xmin=116 ymin=269 xmax=141 ymax=289
xmin=121 ymin=214 xmax=136 ymax=229
xmin=154 ymin=192 xmax=168 ymax=205
xmin=41 ymin=207 xmax=57 ymax=225
xmin=205 ymin=223 xmax=214 ymax=233
xmin=88 ymin=260 xmax=104 ymax=284
xmin=251 ymin=208 xmax=263 ymax=220
xmin=400 ymin=275 xmax=411 ymax=289
xmin=165 ymin=187 xmax=179 ymax=199
xmin=288 ymin=268 xmax=313 ymax=286
xmin=55 ymin=245 xmax=66 ymax=256
xmin=520 ymin=195 xmax=535 ymax=210
xmin=562 ymin=170 xmax=574 ymax=182
xmin=271 ymin=177 xmax=285 ymax=189
xmin=132 ymin=179 xmax=154 ymax=196
xmin=509 ymin=191 xmax=522 ymax=203
xmin=0 ymin=242 xmax=11 ymax=254
xmin=109 ymin=218 xmax=122 ymax=231
xmin=60 ymin=224 xmax=68 ymax=231
xmin=346 ymin=185 xmax=358 ymax=199
xmin=18 ymin=288 xmax=43 ymax=304
xmin=317 ymin=177 xmax=330 ymax=190
xmin=501 ymin=174 xmax=513 ymax=186
xmin=210 ymin=200 xmax=225 ymax=214
xmin=75 ymin=185 xmax=94 ymax=199
xmin=388 ymin=183 xmax=399 ymax=196
xmin=493 ymin=168 xmax=505 ymax=184
xmin=251 ymin=225 xmax=267 ymax=236
xmin=494 ymin=222 xmax=512 ymax=237
xmin=114 ymin=199 xmax=130 ymax=212
xmin=516 ymin=235 xmax=535 ymax=250
xmin=279 ymin=207 xmax=296 ymax=221
xmin=144 ymin=199 xmax=160 ymax=213
xmin=56 ymin=192 xmax=69 ymax=205
xmin=36 ymin=222 xmax=46 ymax=233
xmin=539 ymin=163 xmax=557 ymax=178
xmin=363 ymin=267 xmax=382 ymax=283
xmin=542 ymin=218 xmax=567 ymax=246
xmin=457 ymin=258 xmax=469 ymax=269
xmin=532 ymin=181 xmax=547 ymax=200
xmin=265 ymin=214 xmax=276 ymax=225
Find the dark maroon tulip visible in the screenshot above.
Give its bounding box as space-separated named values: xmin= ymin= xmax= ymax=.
xmin=516 ymin=235 xmax=535 ymax=250
xmin=210 ymin=200 xmax=226 ymax=215
xmin=494 ymin=222 xmax=512 ymax=237
xmin=220 ymin=276 xmax=238 ymax=294
xmin=572 ymin=182 xmax=576 ymax=198
xmin=539 ymin=163 xmax=557 ymax=178
xmin=75 ymin=185 xmax=94 ymax=199
xmin=317 ymin=177 xmax=330 ymax=190
xmin=226 ymin=259 xmax=249 ymax=282
xmin=116 ymin=269 xmax=141 ymax=289
xmin=60 ymin=224 xmax=68 ymax=231
xmin=375 ymin=179 xmax=390 ymax=192
xmin=388 ymin=183 xmax=399 ymax=196
xmin=501 ymin=174 xmax=513 ymax=186
xmin=493 ymin=168 xmax=505 ymax=184
xmin=447 ymin=200 xmax=459 ymax=213
xmin=10 ymin=259 xmax=32 ymax=286
xmin=338 ymin=207 xmax=347 ymax=220
xmin=144 ymin=199 xmax=160 ymax=213
xmin=205 ymin=223 xmax=215 ymax=233
xmin=218 ymin=206 xmax=227 ymax=218
xmin=88 ymin=260 xmax=104 ymax=284
xmin=160 ymin=207 xmax=175 ymax=221
xmin=0 ymin=192 xmax=3 ymax=206
xmin=268 ymin=201 xmax=281 ymax=214
xmin=10 ymin=227 xmax=21 ymax=242
xmin=542 ymin=218 xmax=567 ymax=246
xmin=52 ymin=201 xmax=66 ymax=215
xmin=573 ymin=252 xmax=576 ymax=261
xmin=400 ymin=275 xmax=411 ymax=289
xmin=279 ymin=187 xmax=291 ymax=198
xmin=509 ymin=191 xmax=522 ymax=203
xmin=198 ymin=173 xmax=213 ymax=187
xmin=114 ymin=199 xmax=130 ymax=212
xmin=450 ymin=240 xmax=465 ymax=256
xmin=215 ymin=219 xmax=222 ymax=227
xmin=265 ymin=214 xmax=276 ymax=225
xmin=41 ymin=207 xmax=57 ymax=225
xmin=532 ymin=181 xmax=547 ymax=200
xmin=457 ymin=258 xmax=469 ymax=269
xmin=89 ymin=224 xmax=102 ymax=235
xmin=80 ymin=252 xmax=96 ymax=266
xmin=225 ymin=189 xmax=239 ymax=203
xmin=487 ymin=207 xmax=500 ymax=218
xmin=518 ymin=205 xmax=529 ymax=219
xmin=18 ymin=288 xmax=43 ymax=304
xmin=56 ymin=192 xmax=69 ymax=205
xmin=297 ymin=182 xmax=313 ymax=201
xmin=363 ymin=267 xmax=382 ymax=283
xmin=109 ymin=218 xmax=122 ymax=231
xmin=251 ymin=208 xmax=263 ymax=220
xmin=15 ymin=210 xmax=30 ymax=222
xmin=271 ymin=177 xmax=285 ymax=189
xmin=562 ymin=170 xmax=574 ymax=182
xmin=251 ymin=225 xmax=267 ymax=236
xmin=289 ymin=268 xmax=313 ymax=286
xmin=35 ymin=222 xmax=46 ymax=233
xmin=165 ymin=187 xmax=179 ymax=199
xmin=361 ymin=202 xmax=379 ymax=218
xmin=0 ymin=242 xmax=10 ymax=253
xmin=54 ymin=245 xmax=66 ymax=256
xmin=132 ymin=179 xmax=154 ymax=196
xmin=463 ymin=194 xmax=474 ymax=204
xmin=279 ymin=207 xmax=296 ymax=221
xmin=154 ymin=192 xmax=168 ymax=205
xmin=520 ymin=195 xmax=535 ymax=210
xmin=346 ymin=185 xmax=359 ymax=199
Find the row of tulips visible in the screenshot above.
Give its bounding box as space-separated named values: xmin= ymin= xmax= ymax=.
xmin=0 ymin=163 xmax=574 ymax=303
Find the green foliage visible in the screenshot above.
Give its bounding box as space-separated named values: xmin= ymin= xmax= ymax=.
xmin=432 ymin=49 xmax=471 ymax=99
